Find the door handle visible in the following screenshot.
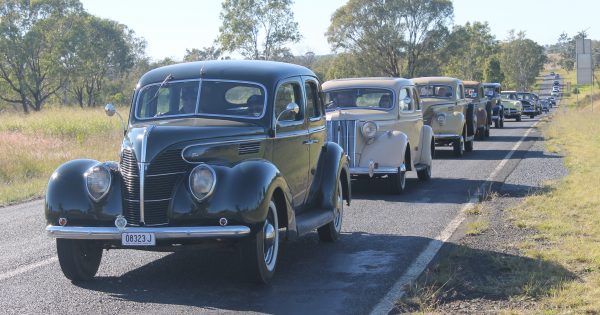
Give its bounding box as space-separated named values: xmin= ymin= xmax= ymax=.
xmin=303 ymin=139 xmax=319 ymax=145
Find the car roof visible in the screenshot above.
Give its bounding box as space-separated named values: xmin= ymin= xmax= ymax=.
xmin=482 ymin=83 xmax=501 ymax=88
xmin=463 ymin=80 xmax=481 ymax=87
xmin=137 ymin=60 xmax=316 ymax=88
xmin=411 ymin=76 xmax=462 ymax=85
xmin=322 ymin=77 xmax=414 ymax=91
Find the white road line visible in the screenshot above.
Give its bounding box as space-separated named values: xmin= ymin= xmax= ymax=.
xmin=0 ymin=257 xmax=57 ymax=282
xmin=370 ymin=120 xmax=540 ymax=315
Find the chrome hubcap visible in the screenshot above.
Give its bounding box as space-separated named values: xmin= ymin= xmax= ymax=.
xmin=333 ymin=182 xmax=343 ymax=232
xmin=262 ymin=204 xmax=278 ymax=271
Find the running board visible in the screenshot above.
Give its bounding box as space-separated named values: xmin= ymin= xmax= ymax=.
xmin=295 ymin=209 xmax=334 ymax=237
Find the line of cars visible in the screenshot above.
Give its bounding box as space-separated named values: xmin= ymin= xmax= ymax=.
xmin=42 ymin=60 xmax=554 ymax=284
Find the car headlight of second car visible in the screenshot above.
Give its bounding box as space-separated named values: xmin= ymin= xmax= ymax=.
xmin=85 ymin=164 xmax=112 ymax=201
xmin=361 ymin=121 xmax=378 ymax=139
xmin=189 ymin=164 xmax=216 ymax=201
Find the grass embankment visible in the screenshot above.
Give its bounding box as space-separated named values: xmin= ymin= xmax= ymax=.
xmin=0 ymin=107 xmax=122 ymax=206
xmin=396 ymin=75 xmax=600 ymax=312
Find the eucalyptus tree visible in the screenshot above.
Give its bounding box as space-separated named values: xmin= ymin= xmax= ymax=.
xmin=0 ymin=0 xmax=84 ymax=112
xmin=500 ymin=31 xmax=546 ymax=90
xmin=217 ymin=0 xmax=301 ymax=61
xmin=326 ymin=0 xmax=452 ymax=78
xmin=443 ymin=22 xmax=498 ymax=81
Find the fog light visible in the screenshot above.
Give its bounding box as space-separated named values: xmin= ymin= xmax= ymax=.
xmin=58 ymin=217 xmax=67 ymax=226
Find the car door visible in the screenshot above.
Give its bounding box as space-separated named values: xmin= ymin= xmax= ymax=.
xmin=303 ymin=76 xmax=325 ymax=203
xmin=272 ymin=78 xmax=310 ymax=210
xmin=398 ymin=87 xmax=421 ymax=161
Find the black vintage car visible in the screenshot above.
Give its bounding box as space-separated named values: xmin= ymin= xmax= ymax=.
xmin=45 ymin=60 xmax=351 ymax=284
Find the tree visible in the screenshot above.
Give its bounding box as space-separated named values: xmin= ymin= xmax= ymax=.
xmin=442 ymin=22 xmax=498 ymax=81
xmin=327 ymin=0 xmax=405 ymax=77
xmin=217 ymin=0 xmax=301 ymax=61
xmin=398 ymin=0 xmax=453 ymax=77
xmin=183 ymin=46 xmax=224 ymax=62
xmin=500 ymin=31 xmax=546 ymax=90
xmin=326 ymin=0 xmax=452 ymax=78
xmin=484 ymin=56 xmax=504 ymax=84
xmin=65 ymin=15 xmax=136 ymax=107
xmin=0 ymin=0 xmax=84 ymax=112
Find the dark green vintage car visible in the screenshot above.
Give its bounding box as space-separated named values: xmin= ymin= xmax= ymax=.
xmin=45 ymin=60 xmax=351 ymax=284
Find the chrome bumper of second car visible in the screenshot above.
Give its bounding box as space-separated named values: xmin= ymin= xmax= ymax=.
xmin=46 ymin=225 xmax=251 ymax=240
xmin=434 ymin=134 xmax=461 ymax=141
xmin=350 ymin=167 xmax=399 ymax=175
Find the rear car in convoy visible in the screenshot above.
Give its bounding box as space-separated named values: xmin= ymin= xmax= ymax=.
xmin=45 ymin=60 xmax=351 ymax=284
xmin=482 ymin=83 xmax=504 ymax=128
xmin=500 ymin=91 xmax=523 ymax=121
xmin=464 ymin=81 xmax=492 ymax=139
xmin=412 ymin=77 xmax=477 ymax=157
xmin=322 ymin=78 xmax=434 ymax=193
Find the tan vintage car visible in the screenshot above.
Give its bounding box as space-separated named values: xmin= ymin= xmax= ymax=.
xmin=412 ymin=77 xmax=477 ymax=157
xmin=322 ymin=78 xmax=434 ymax=193
xmin=464 ymin=81 xmax=492 ymax=140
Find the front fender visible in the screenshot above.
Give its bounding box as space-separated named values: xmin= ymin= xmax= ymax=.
xmin=359 ymin=131 xmax=408 ymax=169
xmin=45 ymin=159 xmax=124 ymax=226
xmin=431 ymin=109 xmax=465 ymax=136
xmin=170 ymin=160 xmax=294 ymax=230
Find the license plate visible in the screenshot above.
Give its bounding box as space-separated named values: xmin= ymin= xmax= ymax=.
xmin=121 ymin=232 xmax=155 ymax=246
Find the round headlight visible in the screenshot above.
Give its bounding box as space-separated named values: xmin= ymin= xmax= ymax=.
xmin=189 ymin=164 xmax=216 ymax=201
xmin=85 ymin=164 xmax=111 ymax=201
xmin=361 ymin=121 xmax=378 ymax=139
xmin=436 ymin=113 xmax=446 ymax=126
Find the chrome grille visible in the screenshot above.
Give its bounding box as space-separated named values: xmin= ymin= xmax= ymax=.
xmin=326 ymin=120 xmax=357 ymax=168
xmin=120 ymin=148 xmax=188 ymax=226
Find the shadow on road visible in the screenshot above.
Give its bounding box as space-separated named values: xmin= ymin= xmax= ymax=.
xmin=73 ymin=232 xmax=574 ymax=315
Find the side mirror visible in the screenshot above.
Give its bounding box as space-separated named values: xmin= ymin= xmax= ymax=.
xmin=275 ymin=102 xmax=300 ymax=125
xmin=105 ymin=103 xmax=116 ymax=117
xmin=105 ymin=103 xmax=127 ymax=135
xmin=403 ymin=97 xmax=412 ymax=105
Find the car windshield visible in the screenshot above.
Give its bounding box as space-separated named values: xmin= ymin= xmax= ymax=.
xmin=516 ymin=93 xmax=534 ymax=100
xmin=135 ymin=80 xmax=266 ymax=119
xmin=417 ymin=85 xmax=454 ymax=99
xmin=500 ymin=93 xmax=516 ymax=100
xmin=483 ymin=87 xmax=496 ymax=96
xmin=324 ymin=88 xmax=394 ymax=110
xmin=465 ymin=87 xmax=478 ymax=98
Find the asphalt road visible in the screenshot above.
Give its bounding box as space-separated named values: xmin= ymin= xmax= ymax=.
xmin=0 ymin=77 xmax=560 ymax=315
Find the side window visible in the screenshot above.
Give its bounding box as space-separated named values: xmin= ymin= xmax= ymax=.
xmin=275 ymin=82 xmax=303 ymax=122
xmin=305 ymin=80 xmax=321 ymax=119
xmin=458 ymin=84 xmax=464 ymax=100
xmin=411 ymin=88 xmax=421 ymax=110
xmin=399 ymin=88 xmax=412 ymax=111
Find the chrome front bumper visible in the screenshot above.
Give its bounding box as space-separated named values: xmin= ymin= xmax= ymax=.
xmin=434 ymin=134 xmax=461 ymax=141
xmin=46 ymin=225 xmax=251 ymax=240
xmin=350 ymin=167 xmax=398 ymax=175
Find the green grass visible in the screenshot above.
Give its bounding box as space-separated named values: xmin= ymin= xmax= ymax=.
xmin=0 ymin=107 xmax=123 ymax=206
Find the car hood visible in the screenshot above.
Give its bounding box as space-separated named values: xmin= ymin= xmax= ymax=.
xmin=326 ymin=108 xmax=396 ymax=121
xmin=123 ymin=118 xmax=266 ymax=163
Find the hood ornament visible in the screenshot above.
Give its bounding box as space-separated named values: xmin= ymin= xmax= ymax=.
xmin=115 ymin=215 xmax=127 ymax=231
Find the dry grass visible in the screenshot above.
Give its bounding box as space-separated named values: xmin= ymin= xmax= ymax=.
xmin=396 ymin=75 xmax=600 ymax=313
xmin=0 ymin=107 xmax=123 ymax=206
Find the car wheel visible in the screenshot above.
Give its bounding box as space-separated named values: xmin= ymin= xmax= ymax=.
xmin=453 ymin=136 xmax=464 ymax=157
xmin=530 ymin=115 xmax=534 ymax=119
xmin=390 ymin=164 xmax=407 ymax=194
xmin=417 ymin=164 xmax=431 ymax=181
xmin=484 ymin=125 xmax=490 ymax=138
xmin=500 ymin=116 xmax=505 ymax=128
xmin=318 ymin=179 xmax=343 ymax=242
xmin=242 ymin=199 xmax=279 ymax=284
xmin=56 ymin=239 xmax=103 ymax=282
xmin=494 ymin=119 xmax=499 ymax=128
xmin=516 ymin=115 xmax=522 ymax=122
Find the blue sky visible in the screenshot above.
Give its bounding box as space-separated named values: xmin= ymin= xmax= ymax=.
xmin=79 ymin=0 xmax=600 ymax=61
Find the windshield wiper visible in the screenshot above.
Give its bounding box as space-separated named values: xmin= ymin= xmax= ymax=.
xmin=143 ymin=74 xmax=174 ymax=109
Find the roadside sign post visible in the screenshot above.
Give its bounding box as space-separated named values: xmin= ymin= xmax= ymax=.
xmin=576 ymin=38 xmax=593 ymax=110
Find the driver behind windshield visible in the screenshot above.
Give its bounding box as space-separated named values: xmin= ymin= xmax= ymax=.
xmin=332 ymin=91 xmax=357 ymax=107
